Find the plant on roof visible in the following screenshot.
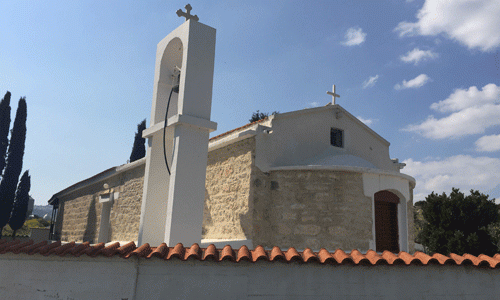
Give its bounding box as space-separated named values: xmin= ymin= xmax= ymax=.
xmin=129 ymin=119 xmax=147 ymax=163
xmin=417 ymin=188 xmax=500 ymax=256
xmin=249 ymin=110 xmax=278 ymax=123
xmin=0 ymin=95 xmax=28 ymax=238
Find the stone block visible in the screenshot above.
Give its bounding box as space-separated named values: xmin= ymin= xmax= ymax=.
xmin=301 ymin=215 xmax=316 ymax=222
xmin=294 ymin=224 xmax=321 ymax=236
xmin=282 ymin=212 xmax=297 ymax=220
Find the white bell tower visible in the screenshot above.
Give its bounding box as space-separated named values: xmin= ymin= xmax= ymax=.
xmin=138 ymin=4 xmax=217 ymax=246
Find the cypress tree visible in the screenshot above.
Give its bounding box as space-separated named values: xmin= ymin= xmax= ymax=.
xmin=0 ymin=92 xmax=11 ymax=174
xmin=0 ymin=97 xmax=27 ymax=234
xmin=9 ymin=170 xmax=30 ymax=239
xmin=129 ymin=119 xmax=146 ymax=163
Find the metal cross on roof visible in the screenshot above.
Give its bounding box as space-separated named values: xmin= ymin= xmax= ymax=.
xmin=326 ymin=85 xmax=340 ymax=105
xmin=176 ymin=4 xmax=199 ymax=22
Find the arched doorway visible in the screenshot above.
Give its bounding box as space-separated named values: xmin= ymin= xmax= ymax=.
xmin=374 ymin=190 xmax=399 ymax=252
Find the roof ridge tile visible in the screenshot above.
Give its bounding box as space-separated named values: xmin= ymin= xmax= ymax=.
xmin=251 ymin=245 xmax=267 ymax=262
xmin=236 ymin=245 xmax=251 ymax=262
xmin=284 ymin=247 xmax=302 ymax=262
xmin=332 ymin=249 xmax=353 ymax=264
xmin=38 ymin=241 xmax=62 ymax=256
xmin=202 ymin=244 xmax=218 ymax=261
xmin=219 ymin=245 xmax=235 ymax=262
xmin=0 ymin=239 xmax=21 ymax=251
xmin=21 ymin=240 xmax=48 ymax=254
xmin=52 ymin=241 xmax=75 ymax=256
xmin=381 ymin=251 xmax=405 ymax=265
xmin=269 ymin=246 xmax=285 ymax=262
xmin=166 ymin=243 xmax=185 ymax=260
xmin=3 ymin=240 xmax=500 ymax=269
xmin=118 ymin=241 xmax=136 ymax=257
xmin=127 ymin=243 xmax=151 ymax=258
xmin=148 ymin=243 xmax=167 ymax=259
xmin=478 ymin=254 xmax=500 ymax=268
xmin=184 ymin=243 xmax=201 ymax=260
xmin=317 ymin=248 xmax=336 ymax=264
xmin=463 ymin=253 xmax=487 ymax=267
xmin=1 ymin=240 xmax=33 ymax=254
xmin=70 ymin=242 xmax=91 ymax=257
xmin=301 ymin=248 xmax=318 ymax=263
xmin=350 ymin=249 xmax=370 ymax=265
xmin=364 ymin=250 xmax=387 ymax=265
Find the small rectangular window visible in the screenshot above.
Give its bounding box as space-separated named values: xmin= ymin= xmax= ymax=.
xmin=331 ymin=128 xmax=343 ymax=148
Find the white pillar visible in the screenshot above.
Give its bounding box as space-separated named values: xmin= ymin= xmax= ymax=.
xmin=138 ymin=18 xmax=217 ymax=246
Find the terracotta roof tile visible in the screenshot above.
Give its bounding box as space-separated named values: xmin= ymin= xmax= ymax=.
xmin=3 ymin=240 xmax=500 ymax=269
xmin=220 ymin=245 xmax=235 ymax=261
xmin=302 ymin=248 xmax=319 ymax=263
xmin=70 ymin=242 xmax=91 ymax=257
xmin=364 ymin=250 xmax=388 ymax=265
xmin=251 ymin=245 xmax=268 ymax=262
xmin=202 ymin=244 xmax=218 ymax=261
xmin=236 ymin=245 xmax=251 ymax=262
xmin=0 ymin=240 xmax=33 ymax=254
xmin=478 ymin=254 xmax=500 ymax=268
xmin=284 ymin=247 xmax=302 ymax=262
xmin=317 ymin=248 xmax=336 ymax=264
xmin=166 ymin=243 xmax=185 ymax=260
xmin=126 ymin=243 xmax=151 ymax=258
xmin=269 ymin=246 xmax=286 ymax=262
xmin=148 ymin=243 xmax=167 ymax=258
xmin=332 ymin=249 xmax=353 ymax=264
xmin=184 ymin=243 xmax=200 ymax=261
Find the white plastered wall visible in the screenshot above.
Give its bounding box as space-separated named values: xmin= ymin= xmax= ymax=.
xmin=363 ymin=173 xmax=414 ymax=252
xmin=254 ymin=105 xmax=400 ymax=173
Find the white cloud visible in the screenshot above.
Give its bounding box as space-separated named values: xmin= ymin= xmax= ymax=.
xmin=394 ymin=0 xmax=500 ymax=52
xmin=341 ymin=27 xmax=366 ymax=46
xmin=476 ymin=134 xmax=500 ymax=152
xmin=308 ymin=101 xmax=320 ymax=108
xmin=362 ymin=75 xmax=379 ymax=89
xmin=430 ymin=83 xmax=500 ymax=113
xmin=404 ymin=84 xmax=500 ymax=139
xmin=403 ymin=155 xmax=500 ymax=201
xmin=394 ymin=74 xmax=430 ymax=90
xmin=357 ymin=117 xmax=377 ymax=126
xmin=400 ymin=48 xmax=438 ymax=65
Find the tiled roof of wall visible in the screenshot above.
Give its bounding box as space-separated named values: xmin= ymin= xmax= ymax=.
xmin=2 ymin=239 xmax=500 ymax=268
xmin=209 ymin=118 xmax=267 ymax=141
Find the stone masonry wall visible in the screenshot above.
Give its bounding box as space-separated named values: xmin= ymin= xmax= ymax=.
xmin=253 ymin=170 xmax=373 ymax=251
xmin=407 ymin=184 xmax=415 ymax=253
xmin=57 ymin=164 xmax=144 ymax=243
xmin=203 ymin=138 xmax=255 ymax=240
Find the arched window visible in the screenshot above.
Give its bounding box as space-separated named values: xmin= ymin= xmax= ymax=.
xmin=374 ymin=191 xmax=399 ymax=252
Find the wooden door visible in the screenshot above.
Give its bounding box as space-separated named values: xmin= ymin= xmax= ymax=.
xmin=375 ymin=191 xmax=399 ymax=252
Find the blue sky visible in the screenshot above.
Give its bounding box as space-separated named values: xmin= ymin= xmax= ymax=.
xmin=1 ymin=0 xmax=499 ymax=205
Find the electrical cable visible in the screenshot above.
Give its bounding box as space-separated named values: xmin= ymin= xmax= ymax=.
xmin=163 ymin=88 xmax=174 ymax=175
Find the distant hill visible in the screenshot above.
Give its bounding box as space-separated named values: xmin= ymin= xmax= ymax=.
xmin=32 ymin=205 xmax=52 ymax=218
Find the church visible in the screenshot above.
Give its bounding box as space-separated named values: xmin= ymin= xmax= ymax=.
xmin=6 ymin=6 xmax=500 ymax=299
xmin=48 ymin=5 xmax=415 ymax=254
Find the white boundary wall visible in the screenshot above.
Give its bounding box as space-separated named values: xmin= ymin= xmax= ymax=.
xmin=1 ymin=254 xmax=500 ymax=299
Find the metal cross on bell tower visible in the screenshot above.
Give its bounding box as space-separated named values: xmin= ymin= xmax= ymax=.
xmin=176 ymin=4 xmax=199 ymax=22
xmin=326 ymin=85 xmax=340 ymax=105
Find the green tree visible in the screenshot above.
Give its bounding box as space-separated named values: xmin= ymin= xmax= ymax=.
xmin=418 ymin=188 xmax=499 ymax=256
xmin=0 ymin=97 xmax=27 ymax=235
xmin=129 ymin=119 xmax=146 ymax=163
xmin=0 ymin=92 xmax=11 ymax=174
xmin=249 ymin=110 xmax=278 ymax=123
xmin=8 ymin=170 xmax=30 ymax=238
